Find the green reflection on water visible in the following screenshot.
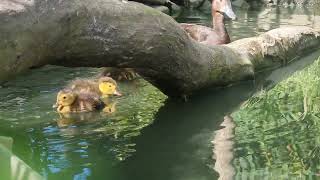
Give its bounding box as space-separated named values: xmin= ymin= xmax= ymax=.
xmin=232 ymin=57 xmax=320 ymax=178
xmin=0 ymin=66 xmax=166 ymax=178
xmin=0 ymin=5 xmax=320 ymax=180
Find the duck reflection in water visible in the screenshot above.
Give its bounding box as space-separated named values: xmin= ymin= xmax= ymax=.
xmin=102 ymin=98 xmax=118 ymax=114
xmin=56 ymin=99 xmax=118 ymax=128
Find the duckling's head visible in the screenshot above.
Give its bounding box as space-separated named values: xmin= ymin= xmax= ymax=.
xmin=56 ymin=90 xmax=77 ymax=106
xmin=98 ymin=77 xmax=122 ymax=96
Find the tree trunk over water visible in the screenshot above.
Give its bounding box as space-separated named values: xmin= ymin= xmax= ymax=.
xmin=0 ymin=0 xmax=319 ymax=97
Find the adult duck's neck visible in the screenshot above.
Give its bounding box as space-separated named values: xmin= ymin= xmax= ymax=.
xmin=212 ymin=12 xmax=231 ymax=44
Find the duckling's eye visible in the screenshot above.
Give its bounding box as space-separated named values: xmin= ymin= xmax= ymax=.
xmin=109 ymin=85 xmax=112 ymax=88
xmin=63 ymin=96 xmax=67 ymax=99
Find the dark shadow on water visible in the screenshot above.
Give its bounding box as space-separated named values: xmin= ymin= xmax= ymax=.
xmin=108 ymin=49 xmax=320 ymax=180
xmin=112 ymin=82 xmax=254 ymax=180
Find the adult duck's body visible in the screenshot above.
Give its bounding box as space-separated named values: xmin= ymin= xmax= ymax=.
xmin=180 ymin=0 xmax=236 ymax=45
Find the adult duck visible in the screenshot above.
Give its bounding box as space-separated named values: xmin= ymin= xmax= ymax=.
xmin=180 ymin=0 xmax=236 ymax=45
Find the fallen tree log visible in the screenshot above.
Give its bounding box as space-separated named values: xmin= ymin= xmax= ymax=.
xmin=0 ymin=0 xmax=319 ymax=97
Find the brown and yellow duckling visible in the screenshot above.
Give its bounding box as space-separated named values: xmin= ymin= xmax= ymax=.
xmin=54 ymin=90 xmax=104 ymax=114
xmin=68 ymin=76 xmax=122 ymax=98
xmin=54 ymin=76 xmax=122 ymax=114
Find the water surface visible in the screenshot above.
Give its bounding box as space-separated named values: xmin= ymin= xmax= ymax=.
xmin=0 ymin=5 xmax=320 ymax=180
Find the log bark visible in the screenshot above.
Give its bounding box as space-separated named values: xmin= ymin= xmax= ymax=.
xmin=0 ymin=0 xmax=319 ymax=97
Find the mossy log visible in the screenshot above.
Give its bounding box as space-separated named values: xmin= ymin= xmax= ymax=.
xmin=0 ymin=0 xmax=319 ymax=97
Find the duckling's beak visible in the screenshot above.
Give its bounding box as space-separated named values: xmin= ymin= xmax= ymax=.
xmin=113 ymin=89 xmax=122 ymax=96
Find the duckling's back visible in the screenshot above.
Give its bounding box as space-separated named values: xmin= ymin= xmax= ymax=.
xmin=70 ymin=92 xmax=104 ymax=112
xmin=67 ymin=79 xmax=101 ymax=96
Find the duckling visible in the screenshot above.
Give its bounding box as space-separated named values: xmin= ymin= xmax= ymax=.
xmin=98 ymin=76 xmax=122 ymax=98
xmin=67 ymin=76 xmax=122 ymax=98
xmin=54 ymin=90 xmax=104 ymax=113
xmin=100 ymin=67 xmax=139 ymax=81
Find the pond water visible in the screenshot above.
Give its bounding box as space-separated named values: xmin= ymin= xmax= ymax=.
xmin=0 ymin=5 xmax=320 ymax=180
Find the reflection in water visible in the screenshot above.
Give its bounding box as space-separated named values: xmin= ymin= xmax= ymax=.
xmin=0 ymin=144 xmax=43 ymax=180
xmin=232 ymin=57 xmax=320 ymax=178
xmin=118 ymin=85 xmax=255 ymax=180
xmin=56 ymin=112 xmax=101 ymax=128
xmin=101 ymin=97 xmax=118 ymax=114
xmin=0 ymin=66 xmax=166 ymax=179
xmin=0 ymin=5 xmax=319 ymax=180
xmin=212 ymin=116 xmax=235 ymax=180
xmin=115 ymin=47 xmax=318 ymax=179
xmin=177 ymin=5 xmax=320 ymax=179
xmin=56 ymin=98 xmax=118 ymax=128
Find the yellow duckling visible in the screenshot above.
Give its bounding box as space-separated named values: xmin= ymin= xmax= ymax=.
xmin=54 ymin=90 xmax=104 ymax=113
xmin=68 ymin=77 xmax=122 ymax=98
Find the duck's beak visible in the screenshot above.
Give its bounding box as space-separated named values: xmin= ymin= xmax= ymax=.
xmin=221 ymin=1 xmax=237 ymax=20
xmin=113 ymin=89 xmax=122 ymax=96
xmin=225 ymin=10 xmax=237 ymax=20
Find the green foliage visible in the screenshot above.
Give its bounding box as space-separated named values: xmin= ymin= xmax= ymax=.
xmin=232 ymin=57 xmax=320 ymax=179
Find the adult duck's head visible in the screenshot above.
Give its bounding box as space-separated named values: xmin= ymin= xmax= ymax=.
xmin=212 ymin=0 xmax=237 ymax=20
xmin=98 ymin=77 xmax=122 ymax=97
